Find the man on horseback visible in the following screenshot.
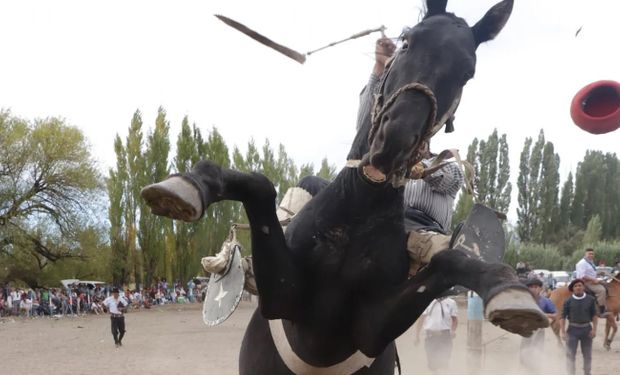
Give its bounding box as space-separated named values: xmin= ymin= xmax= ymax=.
xmin=576 ymin=248 xmax=608 ymax=317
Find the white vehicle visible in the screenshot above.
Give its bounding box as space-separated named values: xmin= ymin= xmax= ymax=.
xmin=531 ymin=269 xmax=553 ymax=289
xmin=550 ymin=271 xmax=571 ymax=288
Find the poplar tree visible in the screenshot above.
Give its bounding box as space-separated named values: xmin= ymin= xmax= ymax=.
xmin=125 ymin=111 xmax=146 ymax=287
xmin=317 ymin=158 xmax=337 ymax=181
xmin=536 ymin=142 xmax=560 ymax=244
xmin=173 ymin=117 xmax=198 ymax=282
xmin=558 ymin=172 xmax=574 ymax=229
xmin=108 ymin=135 xmax=129 ymax=285
xmin=139 ymin=107 xmax=171 ymax=286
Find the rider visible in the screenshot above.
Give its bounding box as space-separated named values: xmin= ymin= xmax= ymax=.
xmin=575 ymin=248 xmax=608 ymax=317
xmin=359 ymin=36 xmax=466 ymax=276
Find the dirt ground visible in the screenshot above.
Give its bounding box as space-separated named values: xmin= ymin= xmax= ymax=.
xmin=1 ymin=299 xmax=619 ymax=375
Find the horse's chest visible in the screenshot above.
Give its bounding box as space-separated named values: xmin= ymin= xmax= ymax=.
xmin=312 ymin=226 xmax=407 ymax=287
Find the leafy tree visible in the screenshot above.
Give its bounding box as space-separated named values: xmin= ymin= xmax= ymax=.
xmin=583 ymin=215 xmax=602 ymax=248
xmin=517 ymin=131 xmax=545 ymax=242
xmin=0 ymin=111 xmax=105 ymax=286
xmin=125 ymin=111 xmax=146 ymax=287
xmin=173 ymin=117 xmax=198 ymax=283
xmin=108 ymin=135 xmax=129 ymax=285
xmin=0 ymin=111 xmax=102 ymax=269
xmin=298 ymin=163 xmax=315 ymax=180
xmin=139 ymin=107 xmax=171 ymax=286
xmin=536 ymin=142 xmax=560 ymax=244
xmin=317 ymin=158 xmax=337 ymax=181
xmin=558 ymin=172 xmax=574 ymax=229
xmin=452 ymin=130 xmax=510 ymax=226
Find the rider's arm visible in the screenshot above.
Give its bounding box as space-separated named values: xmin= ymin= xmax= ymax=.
xmin=356 ymin=37 xmax=395 ymax=132
xmin=356 ymin=75 xmax=380 ymax=131
xmin=423 ymin=161 xmax=464 ymax=198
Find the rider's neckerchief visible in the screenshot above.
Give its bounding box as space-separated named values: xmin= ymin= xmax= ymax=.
xmin=584 ymin=257 xmax=597 ymax=271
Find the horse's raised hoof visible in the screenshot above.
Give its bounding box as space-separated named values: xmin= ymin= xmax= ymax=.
xmin=140 ymin=177 xmax=202 ymax=222
xmin=485 ymin=288 xmax=549 ymax=337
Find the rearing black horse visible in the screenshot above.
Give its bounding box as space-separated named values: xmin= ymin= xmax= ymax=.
xmin=141 ymin=1 xmax=548 ymax=374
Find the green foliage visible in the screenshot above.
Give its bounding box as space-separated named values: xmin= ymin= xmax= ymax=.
xmin=462 ymin=129 xmax=511 ymax=213
xmin=451 ymin=192 xmax=473 ymax=230
xmin=513 ymin=243 xmax=564 ymax=270
xmin=0 ymin=111 xmax=105 ymax=287
xmin=317 ymin=158 xmax=337 ymax=181
xmin=583 ymin=215 xmax=602 ymax=248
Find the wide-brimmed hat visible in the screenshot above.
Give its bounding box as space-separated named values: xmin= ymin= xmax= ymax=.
xmin=525 ymin=278 xmax=543 ymax=287
xmin=568 ymin=278 xmax=585 ymax=292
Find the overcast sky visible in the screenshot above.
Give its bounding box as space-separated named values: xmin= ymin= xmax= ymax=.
xmin=1 ymin=0 xmax=618 ymax=218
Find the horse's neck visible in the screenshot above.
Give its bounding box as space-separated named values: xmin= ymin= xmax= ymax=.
xmin=346 ymin=118 xmax=372 ymax=161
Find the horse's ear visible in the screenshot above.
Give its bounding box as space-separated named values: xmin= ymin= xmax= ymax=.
xmin=425 ymin=0 xmax=448 ymax=18
xmin=471 ymin=0 xmax=514 ymax=46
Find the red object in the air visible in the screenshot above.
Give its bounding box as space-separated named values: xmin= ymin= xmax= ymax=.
xmin=570 ymin=80 xmax=620 ymax=134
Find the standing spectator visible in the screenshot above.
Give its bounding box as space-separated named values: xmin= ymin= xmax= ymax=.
xmin=520 ymin=278 xmax=556 ymax=372
xmin=11 ymin=288 xmax=20 ymax=316
xmin=103 ymin=287 xmax=128 ymax=348
xmin=0 ymin=295 xmax=6 ymax=317
xmin=575 ymin=248 xmax=607 ymax=316
xmin=187 ymin=279 xmax=195 ymax=303
xmin=170 ymin=287 xmax=177 ymax=304
xmin=19 ymin=293 xmax=33 ymax=317
xmin=560 ymin=279 xmax=598 ymax=375
xmin=415 ymin=297 xmax=458 ymax=373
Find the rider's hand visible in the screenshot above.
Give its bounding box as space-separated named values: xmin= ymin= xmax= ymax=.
xmin=590 ymin=329 xmax=596 ymax=338
xmin=373 ymin=37 xmax=396 ymax=76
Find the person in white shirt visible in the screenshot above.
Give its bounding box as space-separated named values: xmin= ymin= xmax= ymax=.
xmin=415 ymin=297 xmax=459 ymax=374
xmin=575 ymin=248 xmax=607 ymax=317
xmin=102 ymin=287 xmax=128 ymax=348
xmin=19 ymin=295 xmax=33 ymax=317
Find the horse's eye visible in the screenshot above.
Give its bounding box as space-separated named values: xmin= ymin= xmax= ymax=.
xmin=401 ymin=41 xmax=409 ymax=51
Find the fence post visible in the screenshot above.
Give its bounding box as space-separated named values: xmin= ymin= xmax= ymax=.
xmin=467 ymin=291 xmax=484 ymax=374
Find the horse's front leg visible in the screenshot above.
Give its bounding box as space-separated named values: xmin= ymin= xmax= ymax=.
xmin=354 ymin=249 xmax=549 ymax=357
xmin=141 ymin=160 xmax=303 ymax=320
xmin=430 ymin=249 xmax=549 ymax=335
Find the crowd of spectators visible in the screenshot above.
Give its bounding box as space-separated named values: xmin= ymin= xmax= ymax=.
xmin=0 ymin=278 xmax=207 ymax=318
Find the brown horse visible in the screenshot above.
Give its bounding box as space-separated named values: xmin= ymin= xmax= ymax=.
xmin=549 ymin=276 xmax=620 ymax=350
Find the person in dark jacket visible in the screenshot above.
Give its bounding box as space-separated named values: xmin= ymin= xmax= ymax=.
xmin=560 ymin=278 xmax=598 ymax=375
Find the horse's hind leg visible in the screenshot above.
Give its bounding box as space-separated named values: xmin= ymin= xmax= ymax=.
xmin=141 ymin=160 xmax=303 ymax=320
xmin=430 ymin=249 xmax=548 ymax=335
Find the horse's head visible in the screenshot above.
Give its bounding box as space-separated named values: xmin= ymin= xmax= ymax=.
xmin=358 ymin=0 xmax=513 ymax=180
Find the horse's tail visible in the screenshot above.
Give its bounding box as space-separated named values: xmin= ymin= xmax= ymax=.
xmin=394 ymin=344 xmax=402 ymax=375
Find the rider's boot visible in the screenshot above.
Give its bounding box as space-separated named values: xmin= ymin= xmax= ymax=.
xmin=450 ymin=203 xmax=505 ymax=263
xmin=600 ymin=305 xmax=609 ymax=318
xmin=438 ymin=204 xmax=505 ymax=297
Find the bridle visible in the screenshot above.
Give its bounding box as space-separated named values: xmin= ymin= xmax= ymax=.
xmin=366 ymin=46 xmax=461 ymax=180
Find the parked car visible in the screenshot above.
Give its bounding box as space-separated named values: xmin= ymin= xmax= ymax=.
xmin=550 ymin=271 xmax=571 ymax=288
